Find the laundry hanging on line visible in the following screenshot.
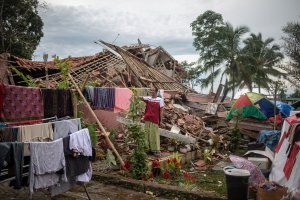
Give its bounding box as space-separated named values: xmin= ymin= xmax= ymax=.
xmin=2 ymin=84 xmax=44 ymax=121
xmin=93 ymin=87 xmax=115 ymax=110
xmin=41 ymin=89 xmax=74 ymax=118
xmin=0 ymin=84 xmax=74 ymax=122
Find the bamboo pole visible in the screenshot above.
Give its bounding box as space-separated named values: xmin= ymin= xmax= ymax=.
xmin=68 ymin=73 xmax=125 ymax=167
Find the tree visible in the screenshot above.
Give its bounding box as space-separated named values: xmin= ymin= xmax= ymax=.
xmin=0 ymin=0 xmax=44 ymax=59
xmin=191 ymin=10 xmax=225 ymax=92
xmin=219 ymin=23 xmax=249 ymax=99
xmin=280 ymin=21 xmax=300 ymax=87
xmin=239 ymin=33 xmax=284 ymax=92
xmin=180 ymin=60 xmax=203 ymax=89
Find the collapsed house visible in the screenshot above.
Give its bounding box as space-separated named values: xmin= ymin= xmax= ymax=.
xmin=0 ymin=40 xmax=231 ymax=158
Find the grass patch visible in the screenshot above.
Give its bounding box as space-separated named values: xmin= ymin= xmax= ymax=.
xmin=196 ymin=171 xmax=227 ymax=198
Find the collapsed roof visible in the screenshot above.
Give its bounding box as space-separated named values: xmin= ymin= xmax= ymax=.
xmin=3 ymin=40 xmax=192 ymax=93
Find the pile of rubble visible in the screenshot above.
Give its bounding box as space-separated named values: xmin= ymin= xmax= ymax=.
xmin=161 ymin=101 xmax=231 ymax=151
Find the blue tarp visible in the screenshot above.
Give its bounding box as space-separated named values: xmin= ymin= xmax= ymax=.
xmin=255 ymin=98 xmax=279 ymax=118
xmin=258 ymin=130 xmax=281 ymax=151
xmin=276 ymin=101 xmax=294 ymax=117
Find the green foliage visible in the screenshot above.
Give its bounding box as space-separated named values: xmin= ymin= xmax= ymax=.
xmin=87 ymin=123 xmax=97 ymax=148
xmin=238 ymin=33 xmax=284 ymax=93
xmin=165 ymin=152 xmax=182 ymax=177
xmin=86 ymin=79 xmax=101 ymax=87
xmin=10 ymin=67 xmax=36 ymax=87
xmin=54 ymin=56 xmax=71 ymax=89
xmin=229 ymin=127 xmax=241 ymax=151
xmin=106 ymin=149 xmax=117 ymax=166
xmin=109 ymin=128 xmax=116 ymax=143
xmin=290 ymin=89 xmax=300 ymax=98
xmin=202 ymin=149 xmax=215 ymax=164
xmin=191 ymin=10 xmax=225 ymax=92
xmin=0 ymin=0 xmax=44 ymax=59
xmin=180 ymin=60 xmax=203 ymax=89
xmin=126 ymin=88 xmax=148 ymax=179
xmin=167 ymin=138 xmax=180 ymax=148
xmin=78 ymin=111 xmax=98 ymax=148
xmin=229 ymin=108 xmax=242 ymax=151
xmin=127 ymin=88 xmax=145 ymax=122
xmin=281 ymin=21 xmax=300 ymax=87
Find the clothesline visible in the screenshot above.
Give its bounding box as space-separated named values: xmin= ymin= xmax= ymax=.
xmin=0 ymin=84 xmax=74 ymax=122
xmin=0 ymin=118 xmax=93 ymax=199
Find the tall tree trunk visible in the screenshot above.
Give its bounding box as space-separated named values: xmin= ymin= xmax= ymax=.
xmin=211 ymin=66 xmax=214 ymax=93
xmin=231 ymin=71 xmax=235 ymax=100
xmin=258 ymin=75 xmax=261 ymax=93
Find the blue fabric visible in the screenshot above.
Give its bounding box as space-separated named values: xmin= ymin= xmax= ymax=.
xmin=83 ymin=86 xmax=94 ymax=103
xmin=276 ymin=101 xmax=294 ymax=117
xmin=255 ymin=98 xmax=279 ymax=118
xmin=258 ymin=130 xmax=281 ymax=151
xmin=93 ymin=87 xmax=115 ymax=110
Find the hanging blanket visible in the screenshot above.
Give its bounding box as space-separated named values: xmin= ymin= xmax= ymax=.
xmin=42 ymin=89 xmax=73 ymax=118
xmin=114 ymin=88 xmax=132 ymax=112
xmin=93 ymin=87 xmax=115 ymax=110
xmin=3 ymin=85 xmax=44 ymax=121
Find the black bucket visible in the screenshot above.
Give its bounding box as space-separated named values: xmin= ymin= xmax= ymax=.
xmin=224 ymin=166 xmax=250 ymax=200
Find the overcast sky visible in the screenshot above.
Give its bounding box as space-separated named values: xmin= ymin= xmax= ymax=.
xmin=34 ymin=0 xmax=300 ymax=61
xmin=34 ymin=0 xmax=300 ymax=93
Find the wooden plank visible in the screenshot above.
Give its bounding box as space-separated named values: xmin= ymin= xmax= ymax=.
xmin=117 ymin=116 xmax=196 ymax=144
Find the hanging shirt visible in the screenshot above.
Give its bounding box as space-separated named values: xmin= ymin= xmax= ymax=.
xmin=19 ymin=123 xmax=53 ymax=142
xmin=69 ymin=128 xmax=92 ymax=182
xmin=29 ymin=139 xmax=67 ymax=196
xmin=143 ymin=96 xmax=164 ymax=125
xmin=53 ymin=118 xmax=81 ymax=140
xmin=69 ymin=128 xmax=92 ymax=157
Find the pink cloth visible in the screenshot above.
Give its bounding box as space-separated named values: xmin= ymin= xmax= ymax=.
xmin=114 ymin=88 xmax=132 ymax=112
xmin=3 ymin=85 xmax=44 ymax=120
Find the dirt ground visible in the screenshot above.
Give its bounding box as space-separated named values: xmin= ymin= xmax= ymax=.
xmin=0 ymin=181 xmax=167 ymax=200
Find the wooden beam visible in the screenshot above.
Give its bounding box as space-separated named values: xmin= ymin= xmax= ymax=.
xmin=68 ymin=73 xmax=125 ymax=167
xmin=81 ymin=73 xmax=91 ymax=92
xmin=117 ymin=116 xmax=196 ymax=144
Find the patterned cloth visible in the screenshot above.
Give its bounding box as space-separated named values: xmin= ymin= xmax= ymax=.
xmin=229 ymin=155 xmax=266 ymax=188
xmin=144 ymin=121 xmax=160 ymax=152
xmin=93 ymin=87 xmax=115 ymax=110
xmin=42 ymin=89 xmax=73 ymax=118
xmin=3 ymin=85 xmax=44 ymax=121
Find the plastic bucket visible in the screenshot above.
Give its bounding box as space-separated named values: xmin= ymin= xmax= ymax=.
xmin=223 ymin=166 xmax=250 ymax=200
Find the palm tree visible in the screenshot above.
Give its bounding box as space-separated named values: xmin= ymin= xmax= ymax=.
xmin=219 ymin=23 xmax=249 ymax=99
xmin=191 ymin=10 xmax=225 ymax=93
xmin=240 ymin=33 xmax=284 ymax=92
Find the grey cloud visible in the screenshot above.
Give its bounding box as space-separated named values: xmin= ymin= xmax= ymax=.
xmin=34 ymin=0 xmax=300 ymax=61
xmin=35 ymin=3 xmax=197 ymax=60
